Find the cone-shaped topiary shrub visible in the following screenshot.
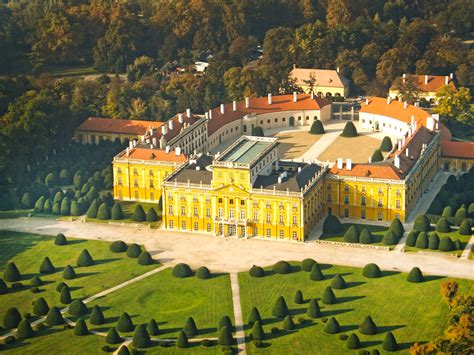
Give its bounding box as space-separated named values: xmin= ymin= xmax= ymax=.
xmin=415 ymin=232 xmax=428 ymax=249
xmin=383 ymin=331 xmax=399 ymax=352
xmin=147 ymin=319 xmax=159 ymax=335
xmin=382 ymin=230 xmax=398 ymax=245
xmin=273 ymin=260 xmax=292 ymax=274
xmin=196 ymin=266 xmax=211 ymax=279
xmin=21 ymin=192 xmax=34 ymax=208
xmin=454 ymin=207 xmax=467 ymax=225
xmin=4 ymin=262 xmax=21 ymax=282
xmin=146 ymin=207 xmax=159 ymax=222
xmin=407 ymin=267 xmax=424 ymax=283
xmin=106 ymin=327 xmax=123 ymax=344
xmin=111 ymin=203 xmax=124 ymax=220
xmin=138 ymin=251 xmax=154 ymax=266
xmin=77 ymin=249 xmax=94 ymax=267
xmin=359 ymin=229 xmax=373 ymax=244
xmin=429 ymin=233 xmax=440 ymax=250
xmin=252 ymin=126 xmax=264 ymax=137
xmin=390 ymin=218 xmax=404 ymax=238
xmin=454 ymin=239 xmax=462 ymax=250
xmin=322 ymin=287 xmax=336 ymax=304
xmin=442 ymin=206 xmax=453 ymax=217
xmin=60 ymin=286 xmax=72 ymax=304
xmin=301 ymin=258 xmax=316 ymax=272
xmin=117 ymin=312 xmax=134 ymax=332
xmin=331 ymin=274 xmax=347 ymax=289
xmin=405 ymin=231 xmax=418 ymax=247
xmin=362 ymin=263 xmax=381 ymax=278
xmin=310 ymin=263 xmax=324 ymax=281
xmin=439 ymin=236 xmax=454 ymax=251
xmin=97 ymin=203 xmax=111 ymax=220
xmin=176 ymin=330 xmax=189 ymax=348
xmin=46 ymin=306 xmax=65 ymax=326
xmin=371 ymin=149 xmax=384 ymax=162
xmin=86 ymin=200 xmax=99 ymax=218
xmin=272 ymin=296 xmax=289 ymax=318
xmin=33 ymin=297 xmax=49 ymax=316
xmin=310 ymin=120 xmax=325 ymax=134
xmin=346 ymin=333 xmax=361 ymax=349
xmin=323 ymin=214 xmax=343 ymax=234
xmin=294 ymin=290 xmax=304 ymax=304
xmin=436 ymin=217 xmax=451 ymax=232
xmin=17 ymin=319 xmax=34 ymax=339
xmin=307 ymin=299 xmax=321 ymax=318
xmin=251 ymin=320 xmax=265 ymax=340
xmin=359 ymin=316 xmax=377 ymax=335
xmin=323 ymin=317 xmax=340 ymax=334
xmin=249 ymin=265 xmax=264 ymax=277
xmin=183 ymin=317 xmax=198 ymax=337
xmin=414 ymin=215 xmax=430 ymax=232
xmin=172 ymin=263 xmax=192 ymax=278
xmin=70 ymin=201 xmax=80 ymax=216
xmin=40 ymin=257 xmax=56 ymax=274
xmin=56 ymin=282 xmax=68 ymax=292
xmin=43 ymin=199 xmax=52 ymax=213
xmin=459 ymin=220 xmax=472 ymax=235
xmin=218 ymin=316 xmax=233 ymax=331
xmin=69 ymin=299 xmax=89 ymax=317
xmin=3 ymin=307 xmax=22 ymax=328
xmin=60 ymin=197 xmax=71 ymax=216
xmin=248 ymin=307 xmax=262 ymax=325
xmin=283 ymin=315 xmax=295 ymax=330
xmin=132 ymin=205 xmax=146 ymax=222
xmin=344 ymin=226 xmax=359 ymax=243
xmin=0 ymin=278 xmax=8 ymax=294
xmin=340 ymin=121 xmax=358 ymax=137
xmin=132 ymin=324 xmax=151 ymax=349
xmin=55 ymin=233 xmax=67 ymax=246
xmin=52 ymin=202 xmax=60 ymax=215
xmin=34 ymin=196 xmax=46 ymax=213
xmin=126 ymin=243 xmax=142 ymax=258
xmin=218 ymin=326 xmax=234 ymax=346
xmin=380 ymin=136 xmax=393 ymax=152
xmin=110 ymin=241 xmax=127 ymax=253
xmin=74 ymin=318 xmax=89 ymax=336
xmin=90 ymin=305 xmax=105 ymax=325
xmin=30 ymin=276 xmax=43 ymax=287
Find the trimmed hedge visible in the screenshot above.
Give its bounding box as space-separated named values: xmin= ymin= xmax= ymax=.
xmin=359 ymin=229 xmax=373 ymax=244
xmin=183 ymin=317 xmax=198 ymax=336
xmin=117 ymin=312 xmax=134 ymax=332
xmin=273 ymin=260 xmax=292 ymax=274
xmin=46 ymin=306 xmax=65 ymax=326
xmin=310 ymin=120 xmax=325 ymax=134
xmin=414 ymin=215 xmax=430 ymax=232
xmin=346 ymin=333 xmax=361 ymax=349
xmin=251 ymin=320 xmax=265 ymax=340
xmin=294 ymin=290 xmax=304 ymax=304
xmin=340 ymin=121 xmax=358 ymax=137
xmin=111 ymin=203 xmax=124 ymax=220
xmin=30 ymin=276 xmax=43 ymax=287
xmin=405 ymin=231 xmax=418 ymax=247
xmin=56 ymin=282 xmax=68 ymax=292
xmin=55 ymin=233 xmax=67 ymax=246
xmin=86 ymin=200 xmax=99 ymax=219
xmin=283 ymin=315 xmax=295 ymax=330
xmin=323 ymin=317 xmax=340 ymax=334
xmin=415 ymin=232 xmax=428 ymax=249
xmin=310 ymin=263 xmax=324 ymax=281
xmin=383 ymin=331 xmax=399 ymax=352
xmin=90 ymin=305 xmax=105 ymax=325
xmin=126 ymin=243 xmax=142 ymax=258
xmin=436 ymin=217 xmax=451 ymax=232
xmin=17 ymin=319 xmax=34 ymax=339
xmin=249 ymin=265 xmax=264 ymax=277
xmin=146 ymin=207 xmax=159 ymax=222
xmin=371 ymin=149 xmax=384 ymax=162
xmin=74 ymin=318 xmax=89 ymax=336
xmin=176 ymin=330 xmax=189 ymax=348
xmin=322 ymin=286 xmax=336 ymax=304
xmin=301 ymin=258 xmax=316 ymax=272
xmin=77 ymin=249 xmax=94 ymax=267
xmin=439 ymin=236 xmax=455 ymax=252
xmin=218 ymin=316 xmax=233 ymax=331
xmin=33 ymin=297 xmax=49 ymax=316
xmin=40 ymin=257 xmax=56 ymax=274
xmin=380 ymin=136 xmax=393 ymax=151
xmin=359 ymin=316 xmax=377 ymax=335
xmin=106 ymin=327 xmax=123 ymax=344
xmin=60 ymin=286 xmax=72 ymax=304
xmin=429 ymin=233 xmax=440 ymax=250
xmin=390 ymin=218 xmax=404 ymax=238
xmin=307 ymin=298 xmax=321 ymax=318
xmin=248 ymin=307 xmax=262 ymax=325
xmin=272 ymin=296 xmax=289 ymax=318
xmin=407 ymin=267 xmax=424 ymax=283
xmin=138 ymin=251 xmax=154 ymax=265
xmin=331 ymin=274 xmax=347 ymax=289
xmin=3 ymin=307 xmax=22 ymax=329
xmin=3 ymin=262 xmax=21 ymax=282
xmin=382 ymin=230 xmax=398 ymax=245
xmin=459 ymin=220 xmax=472 ymax=235
xmin=69 ymin=300 xmax=89 ymax=317
xmin=132 ymin=324 xmax=151 ymax=349
xmin=196 ymin=266 xmax=211 ymax=279
xmin=109 ymin=240 xmax=127 ymax=253
xmin=218 ymin=326 xmax=234 ymax=346
xmin=323 ymin=214 xmax=342 ymax=234
xmin=362 ymin=263 xmax=381 ymax=278
xmin=97 ymin=203 xmax=111 ymax=220
xmin=132 ymin=205 xmax=146 ymax=222
xmin=147 ymin=319 xmax=160 ymax=335
xmin=344 ymin=226 xmax=359 ymax=243
xmin=172 ymin=263 xmax=192 ymax=278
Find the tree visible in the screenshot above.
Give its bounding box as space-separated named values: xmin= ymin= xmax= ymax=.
xmin=218 ymin=326 xmax=234 ymax=346
xmin=90 ymin=305 xmax=105 ymax=325
xmin=132 ymin=205 xmax=146 ymax=222
xmin=251 ymin=320 xmax=265 ymax=341
xmin=440 ymin=280 xmax=458 ymax=304
xmin=340 ymin=121 xmax=358 ymax=137
xmin=310 ymin=120 xmax=325 ymax=134
xmin=33 ymin=297 xmax=49 ymax=316
xmin=3 ymin=307 xmax=22 ymax=328
xmin=307 ymin=298 xmax=321 ymax=318
xmin=359 ymin=229 xmax=373 ymax=244
xmin=391 ymin=76 xmax=422 ymax=103
xmin=248 ymin=307 xmax=262 ymax=325
xmin=146 ymin=207 xmax=159 ymax=222
xmin=111 ymin=203 xmax=124 ymax=220
xmin=55 ymin=233 xmax=67 ymax=246
xmin=176 ymin=330 xmax=189 ymax=348
xmin=362 ymin=263 xmax=381 ymax=278
xmin=359 ymin=316 xmax=377 ymax=335
xmin=183 ymin=317 xmax=198 ymax=337
xmin=21 ymin=192 xmax=34 ymax=209
xmin=74 ymin=318 xmax=89 ymax=336
xmin=310 ymin=263 xmax=324 ymax=281
xmin=69 ymin=300 xmax=89 ymax=317
xmin=346 ymin=333 xmax=361 ymax=349
xmin=46 ymin=306 xmax=65 ymax=326
xmin=407 ymin=267 xmax=424 ymax=283
xmin=322 ymin=287 xmax=336 ymax=304
xmin=77 ymin=249 xmax=94 ymax=267
xmin=415 ymin=232 xmax=428 ymax=249
xmin=383 ymin=331 xmax=399 ymax=352
xmin=60 ymin=286 xmax=72 ymax=304
xmin=195 ymin=266 xmax=210 ymax=279
xmin=331 ymin=274 xmax=347 ymax=289
xmin=172 ymin=263 xmax=192 ymax=278
xmin=294 ymin=290 xmax=304 ymax=304
xmin=132 ymin=324 xmax=151 ymax=349
xmin=405 ymin=231 xmax=418 ymax=247
xmin=429 ymin=233 xmax=440 ymax=250
xmin=371 ymin=149 xmax=384 ymax=162
xmin=39 ymin=256 xmax=56 ymax=274
xmin=249 ymin=265 xmax=264 ymax=277
xmin=272 ymin=296 xmax=289 ymax=318
xmin=435 ymin=86 xmax=472 ymax=124
xmin=117 ymin=312 xmax=134 ymax=332
xmin=380 ymin=136 xmax=393 ymax=151
xmin=436 ymin=217 xmax=451 ymax=233
xmin=127 ymin=56 xmax=156 ymax=82
xmin=414 ymin=215 xmax=430 ymax=232
xmin=97 ymin=203 xmax=111 ymax=220
xmin=106 ymin=327 xmax=123 ymax=344
xmin=252 ymin=126 xmax=264 ymax=137
xmin=63 ymin=265 xmax=76 ymax=279
xmin=323 ymin=317 xmax=340 ymax=334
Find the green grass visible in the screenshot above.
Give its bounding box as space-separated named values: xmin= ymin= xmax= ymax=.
xmin=320 ymin=223 xmax=393 ymax=248
xmin=85 ymin=268 xmax=234 ymax=341
xmin=404 ymin=230 xmax=471 ymax=256
xmin=0 ymin=231 xmax=159 ymax=320
xmin=238 ymin=262 xmax=473 ymax=354
xmin=45 ymin=65 xmax=97 ymax=79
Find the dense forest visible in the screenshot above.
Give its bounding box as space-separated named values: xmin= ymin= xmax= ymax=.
xmin=0 ymin=0 xmax=473 ymax=202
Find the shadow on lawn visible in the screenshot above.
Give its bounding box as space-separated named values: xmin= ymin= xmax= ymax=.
xmin=345 ymin=281 xmax=366 ymax=289
xmin=337 ymin=295 xmax=366 ymax=304
xmin=65 ymin=239 xmax=87 ymax=245
xmin=377 ymin=324 xmax=406 ymax=334
xmin=2 ymin=326 xmax=64 ymax=350
xmin=92 ymin=257 xmax=121 ymax=266
xmin=424 ymin=275 xmax=445 ymax=282
xmin=360 ymin=340 xmax=383 ymax=348
xmin=321 ymin=308 xmax=354 ymax=317
xmin=380 ymin=270 xmax=401 ymax=278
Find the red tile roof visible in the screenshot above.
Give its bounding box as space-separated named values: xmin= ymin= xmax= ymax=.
xmin=150 ymin=112 xmax=202 ymax=142
xmin=76 ymin=118 xmax=164 ymax=135
xmin=116 ymin=147 xmax=187 ymax=163
xmin=359 ymin=97 xmax=430 ymax=125
xmin=329 ymin=164 xmax=402 ymax=180
xmin=207 ymin=94 xmax=330 ymax=135
xmin=441 ymin=141 xmax=474 ymax=159
xmin=391 ymin=75 xmax=455 ymax=93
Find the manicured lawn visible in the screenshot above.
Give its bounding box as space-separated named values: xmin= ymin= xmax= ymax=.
xmin=85 ymin=268 xmax=234 ymax=342
xmin=238 ymin=262 xmax=473 ymax=354
xmin=320 ymin=223 xmax=392 ymax=248
xmin=404 ymin=229 xmax=471 ymax=257
xmin=0 ymin=231 xmax=159 ymax=320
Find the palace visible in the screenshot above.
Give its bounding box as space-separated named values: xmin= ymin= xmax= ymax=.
xmin=388 ymin=73 xmax=456 ymax=103
xmin=289 ymin=66 xmax=350 ymax=98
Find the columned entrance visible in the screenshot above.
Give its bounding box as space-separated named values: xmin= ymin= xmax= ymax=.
xmin=214 ymin=219 xmax=248 ymax=238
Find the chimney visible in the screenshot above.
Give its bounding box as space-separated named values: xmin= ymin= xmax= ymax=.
xmin=126 ymin=147 xmax=130 ymax=156
xmin=205 ymin=112 xmax=209 ymax=119
xmin=365 ymin=98 xmax=369 ymax=105
xmin=424 ymin=75 xmax=428 ymax=85
xmin=133 ymin=140 xmax=137 ymax=147
xmin=402 ymin=73 xmax=406 ymax=83
xmin=275 ymin=159 xmax=279 ymax=171
xmin=450 ymin=73 xmax=453 ymax=79
xmin=152 ymin=137 xmax=157 ymax=147
xmin=310 ymin=91 xmax=314 ymax=99
xmin=398 ymin=140 xmax=402 ymax=150
xmin=178 ymin=113 xmax=184 ymax=124
xmin=208 ymin=110 xmax=212 ymax=120
xmin=165 ymin=146 xmax=170 ymax=153
xmin=405 ymin=148 xmax=409 ymax=157
xmin=232 ymin=100 xmax=237 ymax=111
xmin=293 ymin=92 xmax=297 ymax=103
xmin=411 ymin=115 xmax=415 ymax=125
xmin=278 ymin=176 xmax=282 ymax=184
xmin=196 ymin=166 xmax=200 ymax=171
xmin=161 ymin=125 xmax=168 ymax=135
xmin=297 ymin=167 xmax=302 ymax=173
xmin=387 ymin=96 xmax=391 ymax=105
xmin=245 ymin=97 xmax=250 ymax=108
xmin=368 ymin=157 xmax=372 ymax=163
xmin=336 ymin=67 xmax=340 ymax=73
xmin=337 ymin=157 xmax=343 ymax=170
xmin=175 ymin=146 xmax=181 ymax=156
xmin=129 ymin=141 xmax=133 ymax=149
xmin=220 ymin=103 xmax=225 ymax=115
xmin=445 ymin=76 xmax=449 ymax=85
xmin=168 ymin=120 xmax=174 ymax=130
xmin=402 ymin=136 xmax=406 ymax=146
xmin=394 ymin=155 xmax=400 ymax=169
xmin=186 ymin=108 xmax=191 ymax=118
xmin=346 ymin=158 xmax=352 ymax=171
xmin=268 ymin=93 xmax=272 ymax=105
xmin=404 ymin=101 xmax=408 ymax=109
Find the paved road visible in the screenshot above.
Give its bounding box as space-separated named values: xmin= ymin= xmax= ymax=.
xmin=1 ymin=217 xmax=472 ymax=280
